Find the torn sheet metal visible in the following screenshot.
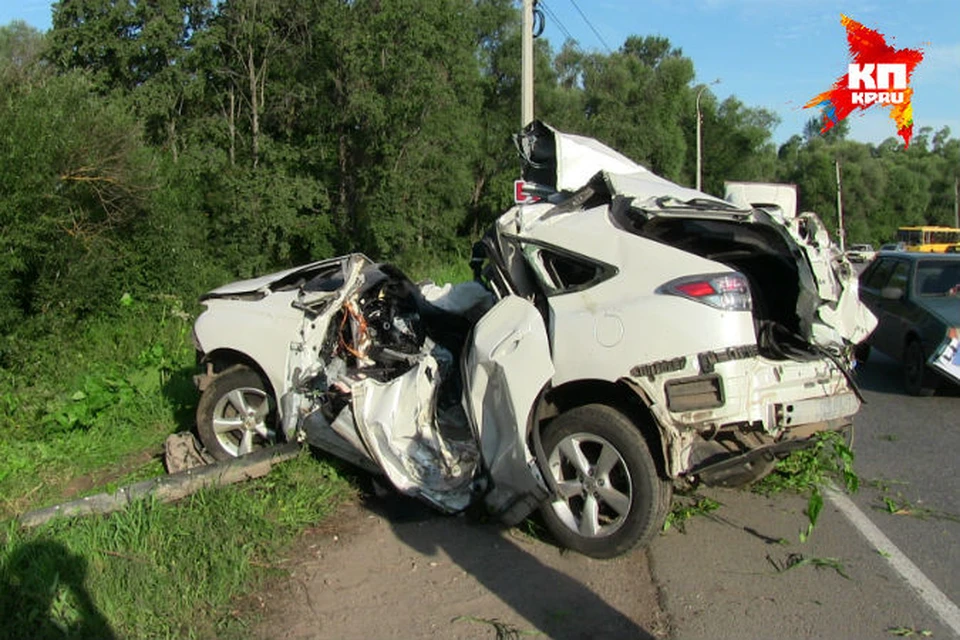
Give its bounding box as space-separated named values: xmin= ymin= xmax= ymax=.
xmin=783 ymin=212 xmax=877 ymax=347
xmin=352 ymin=349 xmax=479 ymax=512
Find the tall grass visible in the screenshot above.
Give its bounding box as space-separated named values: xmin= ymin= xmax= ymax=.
xmin=0 ymin=293 xmax=200 ymax=518
xmin=402 ymin=250 xmax=475 ymax=285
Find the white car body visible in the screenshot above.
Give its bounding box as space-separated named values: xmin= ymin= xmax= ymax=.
xmin=192 ymin=121 xmax=877 ymax=557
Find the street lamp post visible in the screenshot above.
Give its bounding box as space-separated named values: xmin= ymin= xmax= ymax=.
xmin=696 ymin=79 xmax=720 ymax=192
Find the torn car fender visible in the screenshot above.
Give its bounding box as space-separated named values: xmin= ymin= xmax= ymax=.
xmin=463 ymin=296 xmax=555 ymax=525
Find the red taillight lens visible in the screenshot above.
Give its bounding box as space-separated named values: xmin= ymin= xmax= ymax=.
xmin=658 ymin=272 xmax=753 ymax=311
xmin=675 ymin=281 xmax=716 ymax=298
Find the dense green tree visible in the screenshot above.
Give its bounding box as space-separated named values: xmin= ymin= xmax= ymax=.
xmin=0 ymin=71 xmax=155 ymax=332
xmin=1 ymin=7 xmax=954 ymax=342
xmin=695 ymin=96 xmax=779 ymax=196
xmin=0 ymin=20 xmax=45 ymax=80
xmin=574 ymin=36 xmax=694 ymax=180
xmin=777 ymin=121 xmax=959 ymax=247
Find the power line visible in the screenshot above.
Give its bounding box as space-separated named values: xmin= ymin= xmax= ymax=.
xmin=538 ymin=0 xmax=578 ymax=46
xmin=567 ymin=0 xmax=613 ymax=53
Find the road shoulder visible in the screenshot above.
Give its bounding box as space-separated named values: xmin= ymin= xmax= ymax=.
xmin=252 ymin=497 xmax=669 ymax=639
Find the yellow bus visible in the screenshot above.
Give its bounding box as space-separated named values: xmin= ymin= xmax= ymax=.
xmin=895 ymin=226 xmax=960 ymax=252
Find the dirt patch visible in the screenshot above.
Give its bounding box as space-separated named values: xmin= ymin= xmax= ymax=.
xmin=251 ymin=493 xmax=670 ymax=639
xmin=60 ymin=447 xmax=162 ymax=500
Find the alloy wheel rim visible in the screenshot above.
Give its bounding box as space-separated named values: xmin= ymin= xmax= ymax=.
xmin=547 ymin=432 xmax=633 ymax=538
xmin=211 ymin=386 xmax=274 ymax=456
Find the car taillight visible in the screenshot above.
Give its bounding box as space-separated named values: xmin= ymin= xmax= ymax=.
xmin=658 ymin=272 xmax=753 ymax=311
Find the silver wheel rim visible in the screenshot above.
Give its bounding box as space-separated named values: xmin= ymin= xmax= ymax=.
xmin=547 ymin=432 xmax=633 ymax=538
xmin=211 ymin=386 xmax=274 ymax=457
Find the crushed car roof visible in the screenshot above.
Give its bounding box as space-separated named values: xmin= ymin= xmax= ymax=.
xmin=515 ymin=121 xmax=745 ymax=213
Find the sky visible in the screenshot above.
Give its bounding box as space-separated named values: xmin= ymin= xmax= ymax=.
xmin=537 ymin=0 xmax=959 ymax=145
xmin=1 ymin=0 xmax=957 ymax=146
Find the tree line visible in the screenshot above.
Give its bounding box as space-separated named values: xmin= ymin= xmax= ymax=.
xmin=0 ymin=1 xmax=957 ymax=344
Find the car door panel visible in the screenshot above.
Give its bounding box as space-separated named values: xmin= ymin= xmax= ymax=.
xmin=463 ymin=295 xmax=554 ymax=525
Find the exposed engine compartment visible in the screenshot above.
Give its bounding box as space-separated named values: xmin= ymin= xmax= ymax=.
xmin=281 ymin=262 xmax=497 ymax=511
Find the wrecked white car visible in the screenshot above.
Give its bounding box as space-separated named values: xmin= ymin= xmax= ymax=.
xmin=192 ymin=121 xmax=876 ymax=558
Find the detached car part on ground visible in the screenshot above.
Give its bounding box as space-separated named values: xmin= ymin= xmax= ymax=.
xmin=192 ymin=122 xmax=877 ymax=559
xmin=857 ymin=252 xmax=960 ymax=396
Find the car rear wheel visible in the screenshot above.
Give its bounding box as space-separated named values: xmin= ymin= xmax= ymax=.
xmin=854 ymin=342 xmax=870 ymax=365
xmin=539 ymin=404 xmax=669 ymax=559
xmin=903 ymin=340 xmax=939 ymax=397
xmin=196 ymin=365 xmax=278 ymax=460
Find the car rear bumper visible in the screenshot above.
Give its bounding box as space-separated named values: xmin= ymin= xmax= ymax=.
xmin=626 ymin=351 xmax=859 ymax=478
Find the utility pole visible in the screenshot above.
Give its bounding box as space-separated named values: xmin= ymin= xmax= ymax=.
xmin=521 ymin=0 xmax=534 ymax=127
xmin=836 ymin=160 xmax=846 ymax=252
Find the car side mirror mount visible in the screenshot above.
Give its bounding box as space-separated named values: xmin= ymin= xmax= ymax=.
xmin=880 ymin=286 xmax=904 ymax=300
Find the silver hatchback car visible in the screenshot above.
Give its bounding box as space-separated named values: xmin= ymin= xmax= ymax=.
xmin=192 ymin=122 xmax=876 ymax=558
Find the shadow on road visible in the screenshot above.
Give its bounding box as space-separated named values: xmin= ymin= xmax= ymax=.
xmin=362 ymin=482 xmax=658 ymax=639
xmin=0 ymin=539 xmax=116 ymax=640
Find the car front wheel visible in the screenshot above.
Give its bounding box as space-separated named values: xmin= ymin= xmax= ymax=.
xmin=196 ymin=365 xmax=278 ymax=460
xmin=539 ymin=404 xmax=669 ymax=559
xmin=903 ymin=340 xmax=939 ymax=397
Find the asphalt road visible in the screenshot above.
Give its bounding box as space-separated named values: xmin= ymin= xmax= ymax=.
xmin=852 ymin=350 xmax=960 ymax=615
xmin=649 ymin=350 xmax=960 ymax=639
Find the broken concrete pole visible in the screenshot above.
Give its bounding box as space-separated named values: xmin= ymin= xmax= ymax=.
xmin=17 ymin=442 xmax=302 ymax=529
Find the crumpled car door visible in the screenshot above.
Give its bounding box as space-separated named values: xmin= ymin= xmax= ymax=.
xmin=463 ymin=295 xmax=554 ymax=525
xmin=351 ymin=352 xmax=480 ymax=513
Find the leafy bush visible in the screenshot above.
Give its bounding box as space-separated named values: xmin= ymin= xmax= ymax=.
xmin=753 ymin=430 xmax=858 ymax=542
xmin=0 ymin=69 xmax=156 ymax=333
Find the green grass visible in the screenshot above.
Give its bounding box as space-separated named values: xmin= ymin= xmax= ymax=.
xmin=0 ymin=302 xmax=354 ymax=638
xmin=0 ymin=451 xmax=351 ymax=639
xmin=0 ymin=257 xmax=470 ymax=638
xmin=405 ymin=254 xmax=475 ymax=286
xmin=0 ymin=294 xmax=199 ymax=519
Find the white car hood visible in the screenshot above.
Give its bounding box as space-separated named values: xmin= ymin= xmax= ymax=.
xmin=201 ymin=256 xmax=360 ymax=298
xmin=204 ymin=262 xmax=329 ymax=296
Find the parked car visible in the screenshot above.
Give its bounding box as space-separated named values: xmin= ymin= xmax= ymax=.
xmin=192 ymin=121 xmax=876 ymax=558
xmin=858 ymin=252 xmax=960 ymax=395
xmin=845 ymin=243 xmax=875 ymax=263
xmin=879 ymin=242 xmax=906 ymax=252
